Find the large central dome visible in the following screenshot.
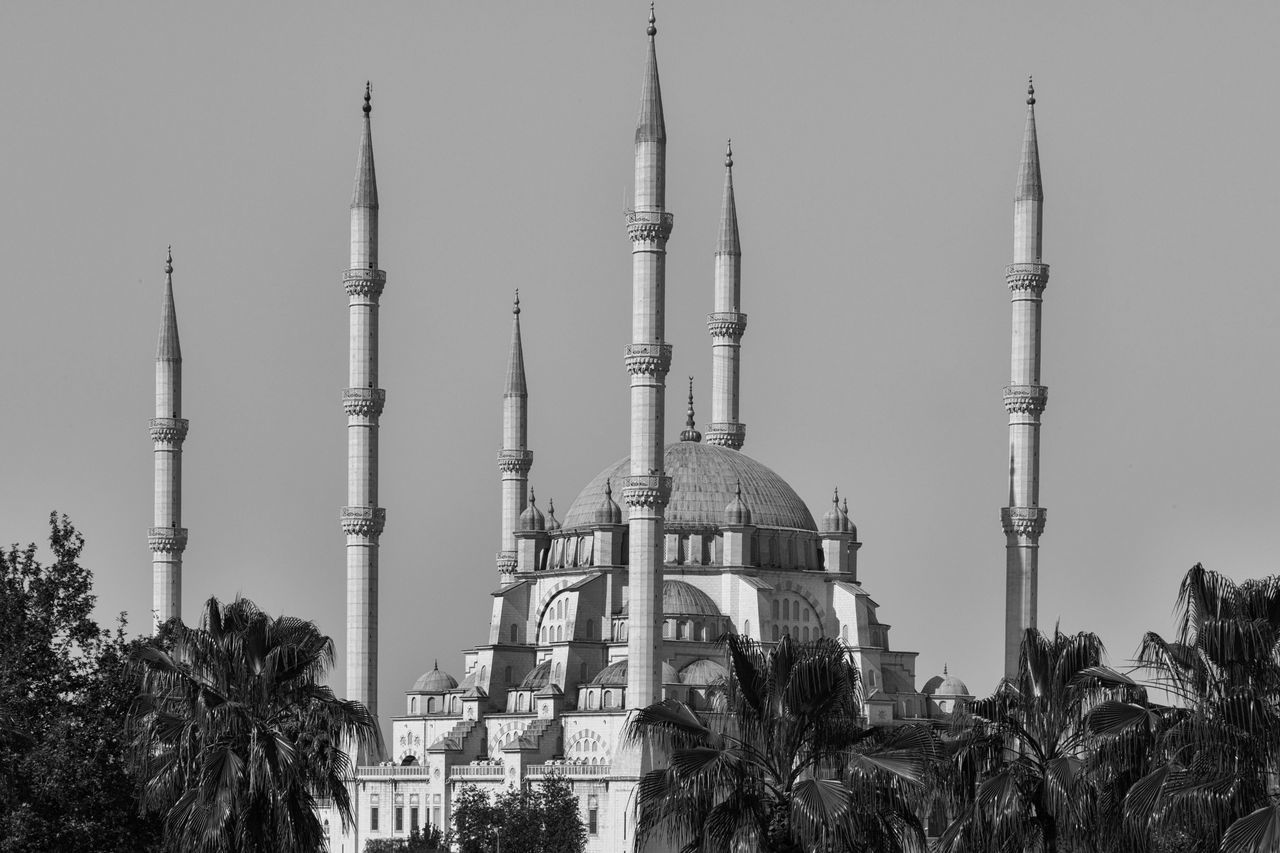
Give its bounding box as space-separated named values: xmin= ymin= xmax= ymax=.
xmin=561 ymin=442 xmax=817 ymax=531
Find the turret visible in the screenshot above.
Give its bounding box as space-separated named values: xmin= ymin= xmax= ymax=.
xmin=341 ymin=83 xmax=387 ymax=750
xmin=622 ymin=5 xmax=673 ymax=711
xmin=705 ymin=140 xmax=747 ymax=450
xmin=820 ymin=488 xmax=860 ymax=577
xmin=496 ymin=291 xmax=532 ymax=575
xmin=1001 ymin=78 xmax=1050 ymax=677
xmin=149 ymin=247 xmax=189 ymax=631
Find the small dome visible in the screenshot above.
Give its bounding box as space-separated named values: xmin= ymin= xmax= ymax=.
xmin=519 ymin=490 xmax=545 ymax=532
xmin=519 ymin=660 xmax=552 ymax=690
xmin=680 ymin=658 xmax=729 ymax=685
xmin=821 ymin=489 xmax=850 ymax=534
xmin=724 ymin=481 xmax=752 ymax=526
xmin=593 ymin=479 xmax=624 ymax=526
xmin=589 ymin=659 xmax=678 ymax=686
xmin=622 ymin=580 xmax=722 ymax=618
xmin=923 ymin=666 xmax=969 ymax=697
xmin=411 ymin=661 xmax=458 ymax=693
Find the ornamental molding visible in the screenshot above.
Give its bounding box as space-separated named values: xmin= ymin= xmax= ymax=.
xmin=341 ymin=505 xmax=387 ymax=538
xmin=624 ymin=343 xmax=672 ymax=376
xmin=496 ymin=449 xmax=534 ymax=473
xmin=344 ymin=268 xmax=387 ymax=300
xmin=706 ymin=312 xmax=748 ymax=339
xmin=149 ymin=417 xmax=190 ymax=444
xmin=1005 ymin=263 xmax=1050 ymax=296
xmin=1001 ymin=506 xmax=1047 ymax=539
xmin=1003 ymin=384 xmax=1048 ymax=415
xmin=704 ymin=422 xmax=746 ymax=450
xmin=496 ymin=551 xmax=518 ymax=574
xmin=624 ymin=209 xmax=674 ymax=243
xmin=148 ymin=526 xmax=188 ymax=553
xmin=621 ymin=474 xmax=672 ymax=509
xmin=343 ymin=388 xmax=386 ymax=418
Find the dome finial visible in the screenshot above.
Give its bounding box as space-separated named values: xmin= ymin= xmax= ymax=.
xmin=605 ymin=478 xmax=612 ymax=498
xmin=513 ymin=288 xmax=520 ymax=315
xmin=433 ymin=659 xmax=439 ymax=671
xmin=164 ymin=245 xmax=173 ymax=276
xmin=1026 ymin=76 xmax=1035 ymax=106
xmin=364 ymin=81 xmax=372 ymax=115
xmin=725 ymin=138 xmax=733 ymax=169
xmin=647 ymin=2 xmax=656 ymax=37
xmin=943 ymin=662 xmax=949 ymax=676
xmin=681 ymin=376 xmax=702 ymax=442
xmin=832 ymin=487 xmax=840 ymax=506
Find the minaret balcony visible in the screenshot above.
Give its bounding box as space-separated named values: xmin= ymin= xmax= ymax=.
xmin=624 ymin=209 xmax=674 ymax=243
xmin=621 ymin=474 xmax=672 ymax=510
xmin=1002 ymin=385 xmax=1048 ymax=416
xmin=1001 ymin=506 xmax=1047 ymax=540
xmin=704 ymin=423 xmax=747 ymax=449
xmin=496 ymin=449 xmax=534 ymax=474
xmin=706 ymin=312 xmax=747 ymax=339
xmin=343 ymin=268 xmax=387 ymax=300
xmin=343 ymin=388 xmax=386 ymax=418
xmin=149 ymin=417 xmax=189 ymax=444
xmin=1005 ymin=263 xmax=1049 ymax=296
xmin=624 ymin=343 xmax=672 ymax=376
xmin=341 ymin=506 xmax=387 ymax=538
xmin=148 ymin=526 xmax=189 ymax=553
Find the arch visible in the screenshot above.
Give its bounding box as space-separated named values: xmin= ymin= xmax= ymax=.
xmin=603 ymin=691 xmax=615 ymax=709
xmin=509 ymin=623 xmax=518 ymax=643
xmin=743 ymin=619 xmax=751 ymax=638
xmin=662 ymin=621 xmax=671 ymax=639
xmin=556 ymin=626 xmax=563 ymax=642
xmin=410 ymin=697 xmax=418 ymax=714
xmin=771 ymin=599 xmax=779 ymax=619
xmin=427 ymin=696 xmax=438 ymax=713
xmin=554 ymin=663 xmax=562 ymax=683
xmin=802 ymin=627 xmax=810 ymax=642
xmin=782 ymin=600 xmax=790 ymax=620
xmin=802 ymin=609 xmax=810 ymax=623
xmin=584 ymin=618 xmax=594 ymax=640
xmin=518 ymin=693 xmax=528 ymax=712
xmin=452 ymin=696 xmax=461 ymax=713
xmin=587 ymin=691 xmax=598 ymax=710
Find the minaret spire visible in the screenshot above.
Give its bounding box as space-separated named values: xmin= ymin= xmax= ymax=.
xmin=497 ymin=289 xmax=532 ymax=575
xmin=623 ymin=4 xmax=673 ymax=711
xmin=680 ymin=377 xmax=701 ymax=442
xmin=1001 ymin=78 xmax=1050 ymax=678
xmin=342 ymin=83 xmax=387 ymax=757
xmin=706 ymin=139 xmax=747 ymax=450
xmin=149 ymin=246 xmax=188 ymax=632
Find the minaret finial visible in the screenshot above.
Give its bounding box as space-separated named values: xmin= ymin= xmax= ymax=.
xmin=605 ymin=478 xmax=612 ymax=498
xmin=832 ymin=487 xmax=840 ymax=506
xmin=529 ymin=487 xmax=536 ymax=505
xmin=165 ymin=245 xmax=173 ymax=276
xmin=680 ymin=376 xmax=702 ymax=442
xmin=841 ymin=496 xmax=849 ymax=514
xmin=513 ymin=288 xmax=520 ymax=315
xmin=943 ymin=662 xmax=949 ymax=676
xmin=647 ymin=2 xmax=656 ymax=37
xmin=364 ymin=81 xmax=372 ymax=115
xmin=725 ymin=138 xmax=733 ymax=169
xmin=1026 ymin=76 xmax=1035 ymax=106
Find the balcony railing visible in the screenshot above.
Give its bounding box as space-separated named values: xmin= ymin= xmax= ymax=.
xmin=526 ymin=763 xmax=612 ymax=778
xmin=449 ymin=766 xmax=506 ymax=780
xmin=357 ymin=765 xmax=429 ymax=779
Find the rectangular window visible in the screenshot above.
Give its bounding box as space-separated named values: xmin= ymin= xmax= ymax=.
xmin=432 ymin=807 xmax=441 ymax=828
xmin=370 ymin=807 xmax=379 ymax=832
xmin=588 ymin=795 xmax=599 ymax=836
xmin=411 ymin=807 xmax=419 ymax=832
xmin=395 ymin=807 xmax=403 ymax=832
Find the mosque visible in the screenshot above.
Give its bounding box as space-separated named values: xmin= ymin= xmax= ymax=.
xmin=148 ymin=8 xmax=1050 ymax=852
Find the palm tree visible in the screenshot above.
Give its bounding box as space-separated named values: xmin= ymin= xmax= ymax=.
xmin=1086 ymin=564 xmax=1280 ymax=853
xmin=940 ymin=627 xmax=1115 ymax=853
xmin=625 ymin=634 xmax=938 ymax=853
xmin=127 ymin=596 xmax=379 ymax=853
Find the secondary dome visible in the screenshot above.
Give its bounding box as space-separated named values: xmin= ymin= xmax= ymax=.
xmin=590 ymin=659 xmax=679 ymax=686
xmin=519 ymin=660 xmax=552 ymax=690
xmin=562 ymin=443 xmax=817 ymax=531
xmin=923 ymin=667 xmax=970 ymax=697
xmin=680 ymin=658 xmax=729 ymax=685
xmin=621 ymin=580 xmax=722 ymax=618
xmin=411 ymin=662 xmax=458 ymax=693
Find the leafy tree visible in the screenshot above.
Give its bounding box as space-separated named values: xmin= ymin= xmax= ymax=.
xmin=451 ymin=784 xmax=499 ymax=853
xmin=626 ymin=634 xmax=938 ymax=853
xmin=1087 ymin=564 xmax=1280 ymax=853
xmin=450 ymin=776 xmax=585 ymax=853
xmin=363 ymin=823 xmax=449 ymax=852
xmin=941 ymin=627 xmax=1119 ymax=853
xmin=0 ymin=513 xmax=163 ymax=853
xmin=127 ymin=595 xmax=380 ymax=853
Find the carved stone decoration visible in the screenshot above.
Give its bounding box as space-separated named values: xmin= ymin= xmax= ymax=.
xmin=148 ymin=526 xmax=189 ymax=553
xmin=1001 ymin=506 xmax=1047 ymax=539
xmin=623 ymin=343 xmax=673 ymax=376
xmin=706 ymin=312 xmax=748 ymax=339
xmin=343 ymin=268 xmax=387 ymax=300
xmin=341 ymin=506 xmax=387 ymax=538
xmin=342 ymin=388 xmax=387 ymax=418
xmin=704 ymin=422 xmax=747 ymax=450
xmin=621 ymin=474 xmax=672 ymax=510
xmin=496 ymin=449 xmax=534 ymax=474
xmin=1003 ymin=384 xmax=1049 ymax=415
xmin=149 ymin=417 xmax=190 ymax=444
xmin=1005 ymin=263 xmax=1050 ymax=297
xmin=624 ymin=209 xmax=674 ymax=243
xmin=495 ymin=551 xmax=518 ymax=574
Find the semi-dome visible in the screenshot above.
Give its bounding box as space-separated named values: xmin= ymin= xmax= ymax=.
xmin=411 ymin=662 xmax=458 ymax=693
xmin=590 ymin=659 xmax=679 ymax=686
xmin=621 ymin=580 xmax=722 ymax=617
xmin=680 ymin=658 xmax=729 ymax=685
xmin=562 ymin=442 xmax=817 ymax=531
xmin=519 ymin=660 xmax=552 ymax=690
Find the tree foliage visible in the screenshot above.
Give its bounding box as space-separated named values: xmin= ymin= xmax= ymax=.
xmin=0 ymin=513 xmax=163 ymax=853
xmin=450 ymin=776 xmax=585 ymax=853
xmin=127 ymin=595 xmax=380 ymax=853
xmin=363 ymin=823 xmax=449 ymax=852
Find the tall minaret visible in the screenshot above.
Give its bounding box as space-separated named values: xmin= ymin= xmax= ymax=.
xmin=341 ymin=83 xmax=386 ymax=739
xmin=149 ymin=247 xmax=188 ymax=632
xmin=496 ymin=290 xmax=532 ymax=577
xmin=622 ymin=6 xmax=672 ymax=711
xmin=1001 ymin=78 xmax=1049 ymax=677
xmin=705 ymin=140 xmax=747 ymax=451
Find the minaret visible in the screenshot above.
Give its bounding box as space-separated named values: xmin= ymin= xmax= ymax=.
xmin=149 ymin=247 xmax=188 ymax=632
xmin=705 ymin=140 xmax=747 ymax=450
xmin=622 ymin=5 xmax=672 ymax=711
xmin=496 ymin=291 xmax=532 ymax=576
xmin=341 ymin=83 xmax=386 ymax=740
xmin=1001 ymin=78 xmax=1049 ymax=678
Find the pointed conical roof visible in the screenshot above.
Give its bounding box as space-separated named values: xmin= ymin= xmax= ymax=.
xmin=635 ymin=7 xmax=666 ymax=144
xmin=157 ymin=247 xmax=181 ymax=361
xmin=352 ymin=82 xmax=379 ymax=209
xmin=1016 ymin=78 xmax=1042 ymax=202
xmin=717 ymin=140 xmax=740 ymax=255
xmin=505 ymin=290 xmax=527 ymax=396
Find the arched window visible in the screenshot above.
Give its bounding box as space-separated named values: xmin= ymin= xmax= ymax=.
xmin=603 ymin=691 xmax=615 ymax=709
xmin=678 ymin=621 xmax=688 ymax=640
xmin=554 ymin=663 xmax=562 ymax=683
xmin=411 ymin=697 xmax=418 ymax=714
xmin=428 ymin=697 xmax=438 ymax=713
xmin=662 ymin=621 xmax=671 ymax=639
xmin=771 ymin=600 xmax=780 ymax=619
xmin=743 ymin=619 xmax=751 ymax=637
xmin=509 ymin=623 xmax=518 ymax=643
xmin=802 ymin=627 xmax=810 ymax=642
xmin=772 ymin=625 xmax=780 ymax=642
xmin=556 ymin=626 xmax=563 ymax=642
xmin=802 ymin=608 xmax=810 ymax=623
xmin=841 ymin=625 xmax=849 ymax=643
xmin=518 ymin=693 xmax=528 ymax=712
xmin=452 ymin=696 xmax=461 ymax=713
xmin=782 ymin=600 xmax=790 ymax=619
xmin=588 ymin=691 xmax=598 ymax=710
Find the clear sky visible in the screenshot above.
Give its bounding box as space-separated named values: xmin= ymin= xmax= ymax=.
xmin=3 ymin=2 xmax=1279 ymax=733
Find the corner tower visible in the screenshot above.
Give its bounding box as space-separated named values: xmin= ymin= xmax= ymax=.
xmin=342 ymin=84 xmax=387 ymax=738
xmin=496 ymin=291 xmax=532 ymax=576
xmin=622 ymin=6 xmax=673 ymax=711
xmin=1001 ymin=79 xmax=1049 ymax=677
xmin=705 ymin=140 xmax=747 ymax=450
xmin=149 ymin=247 xmax=188 ymax=632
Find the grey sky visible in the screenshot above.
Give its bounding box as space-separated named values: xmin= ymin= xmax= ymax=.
xmin=3 ymin=2 xmax=1278 ymax=726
